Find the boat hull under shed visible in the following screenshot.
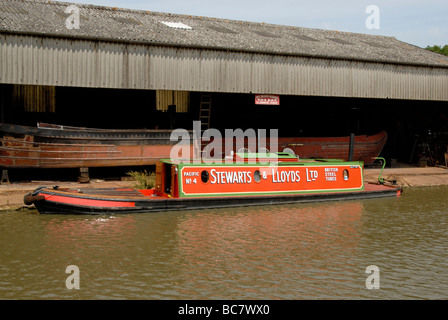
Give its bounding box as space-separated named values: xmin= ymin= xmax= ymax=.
xmin=0 ymin=123 xmax=387 ymax=169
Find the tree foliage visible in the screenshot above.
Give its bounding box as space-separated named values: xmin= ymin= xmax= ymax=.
xmin=426 ymin=45 xmax=448 ymax=56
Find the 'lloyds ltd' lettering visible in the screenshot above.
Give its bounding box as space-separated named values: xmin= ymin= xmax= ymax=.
xmin=271 ymin=169 xmax=301 ymax=183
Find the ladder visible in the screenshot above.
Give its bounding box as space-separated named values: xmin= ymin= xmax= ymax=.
xmin=199 ymin=94 xmax=212 ymax=133
xmin=198 ymin=94 xmax=212 ymax=156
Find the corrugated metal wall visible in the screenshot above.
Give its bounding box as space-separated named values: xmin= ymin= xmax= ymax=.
xmin=156 ymin=90 xmax=190 ymax=112
xmin=12 ymin=84 xmax=56 ymax=112
xmin=1 ymin=33 xmax=448 ymax=101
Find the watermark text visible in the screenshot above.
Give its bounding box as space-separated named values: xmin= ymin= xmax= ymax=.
xmin=365 ymin=265 xmax=380 ymax=289
xmin=65 ymin=265 xmax=80 ymax=290
xmin=65 ymin=5 xmax=80 ymax=30
xmin=365 ymin=5 xmax=380 ymax=30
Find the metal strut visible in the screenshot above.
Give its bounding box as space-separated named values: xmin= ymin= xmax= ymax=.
xmin=372 ymin=157 xmax=386 ymax=184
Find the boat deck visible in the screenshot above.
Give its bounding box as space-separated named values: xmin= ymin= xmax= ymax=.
xmin=60 ymin=182 xmax=400 ymax=200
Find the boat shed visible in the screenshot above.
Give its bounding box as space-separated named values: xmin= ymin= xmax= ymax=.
xmin=1 ymin=0 xmax=448 ymax=166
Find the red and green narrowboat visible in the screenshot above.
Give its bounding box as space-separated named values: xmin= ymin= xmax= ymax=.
xmin=24 ymin=152 xmax=402 ymax=214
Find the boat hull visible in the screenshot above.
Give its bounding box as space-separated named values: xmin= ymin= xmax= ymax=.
xmin=26 ymin=183 xmax=402 ymax=215
xmin=1 ymin=123 xmax=387 ymax=169
xmin=0 ymin=123 xmax=192 ymax=168
xmin=277 ymin=131 xmax=388 ymax=165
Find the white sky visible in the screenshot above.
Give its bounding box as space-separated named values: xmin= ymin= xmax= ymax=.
xmin=55 ymin=0 xmax=447 ymax=48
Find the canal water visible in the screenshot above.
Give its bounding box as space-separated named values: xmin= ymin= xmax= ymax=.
xmin=1 ymin=186 xmax=447 ymax=300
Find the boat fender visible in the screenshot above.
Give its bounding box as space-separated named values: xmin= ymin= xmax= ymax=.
xmin=24 ymin=193 xmax=45 ymax=205
xmin=23 ymin=186 xmax=47 ymax=206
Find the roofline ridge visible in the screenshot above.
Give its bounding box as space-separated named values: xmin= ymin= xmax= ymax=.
xmin=6 ymin=0 xmax=401 ymax=43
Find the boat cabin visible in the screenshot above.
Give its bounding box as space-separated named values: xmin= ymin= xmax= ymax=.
xmin=154 ymin=152 xmax=365 ymax=199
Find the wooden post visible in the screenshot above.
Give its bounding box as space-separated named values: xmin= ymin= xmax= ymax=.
xmin=0 ymin=85 xmax=5 ymax=123
xmin=168 ymin=104 xmax=176 ymax=129
xmin=348 ymin=133 xmax=355 ymax=161
xmin=78 ymin=167 xmax=90 ymax=183
xmin=1 ymin=169 xmax=10 ymax=184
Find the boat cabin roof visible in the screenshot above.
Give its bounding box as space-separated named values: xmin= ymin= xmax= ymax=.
xmin=159 ymin=152 xmax=352 ymax=166
xmin=234 ymin=152 xmax=297 ymax=162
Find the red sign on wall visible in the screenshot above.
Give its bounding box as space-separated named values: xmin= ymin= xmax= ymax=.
xmin=255 ymin=95 xmax=280 ymax=105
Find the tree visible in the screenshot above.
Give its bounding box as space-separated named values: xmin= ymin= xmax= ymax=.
xmin=426 ymin=45 xmax=448 ymax=56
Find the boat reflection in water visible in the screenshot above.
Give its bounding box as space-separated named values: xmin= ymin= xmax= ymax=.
xmin=175 ymin=201 xmax=365 ymax=298
xmin=43 ymin=215 xmax=138 ymax=261
xmin=41 ymin=199 xmax=365 ymax=299
xmin=177 ymin=200 xmax=363 ymax=263
xmin=7 ymin=186 xmax=448 ymax=300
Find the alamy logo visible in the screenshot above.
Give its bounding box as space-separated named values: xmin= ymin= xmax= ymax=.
xmin=365 ymin=265 xmax=380 ymax=289
xmin=65 ymin=265 xmax=80 ymax=290
xmin=65 ymin=5 xmax=80 ymax=30
xmin=169 ymin=121 xmax=279 ymax=165
xmin=365 ymin=5 xmax=380 ymax=30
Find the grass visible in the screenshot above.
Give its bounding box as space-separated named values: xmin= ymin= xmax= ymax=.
xmin=126 ymin=170 xmax=155 ymax=189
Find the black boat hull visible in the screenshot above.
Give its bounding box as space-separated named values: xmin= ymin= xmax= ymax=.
xmin=28 ymin=184 xmax=402 ymax=215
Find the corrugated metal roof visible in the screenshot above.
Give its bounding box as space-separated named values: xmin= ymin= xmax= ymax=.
xmin=1 ymin=0 xmax=448 ymax=68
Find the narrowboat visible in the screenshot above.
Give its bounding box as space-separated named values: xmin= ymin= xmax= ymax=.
xmin=24 ymin=152 xmax=402 ymax=215
xmin=0 ymin=122 xmax=192 ymax=168
xmin=1 ymin=122 xmax=387 ymax=169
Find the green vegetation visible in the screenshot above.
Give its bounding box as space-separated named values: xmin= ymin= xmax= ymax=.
xmin=126 ymin=170 xmax=155 ymax=189
xmin=426 ymin=45 xmax=448 ymax=56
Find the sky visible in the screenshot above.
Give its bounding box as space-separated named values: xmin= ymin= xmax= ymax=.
xmin=55 ymin=0 xmax=447 ymax=48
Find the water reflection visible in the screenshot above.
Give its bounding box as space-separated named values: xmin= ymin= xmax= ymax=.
xmin=2 ymin=187 xmax=448 ymax=299
xmin=175 ymin=201 xmax=365 ymax=299
xmin=45 ymin=215 xmax=136 ymax=254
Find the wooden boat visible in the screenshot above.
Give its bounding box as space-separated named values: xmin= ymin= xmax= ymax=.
xmin=24 ymin=152 xmax=402 ymax=215
xmin=277 ymin=131 xmax=387 ymax=165
xmin=0 ymin=122 xmax=387 ymax=169
xmin=0 ymin=122 xmax=193 ymax=168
